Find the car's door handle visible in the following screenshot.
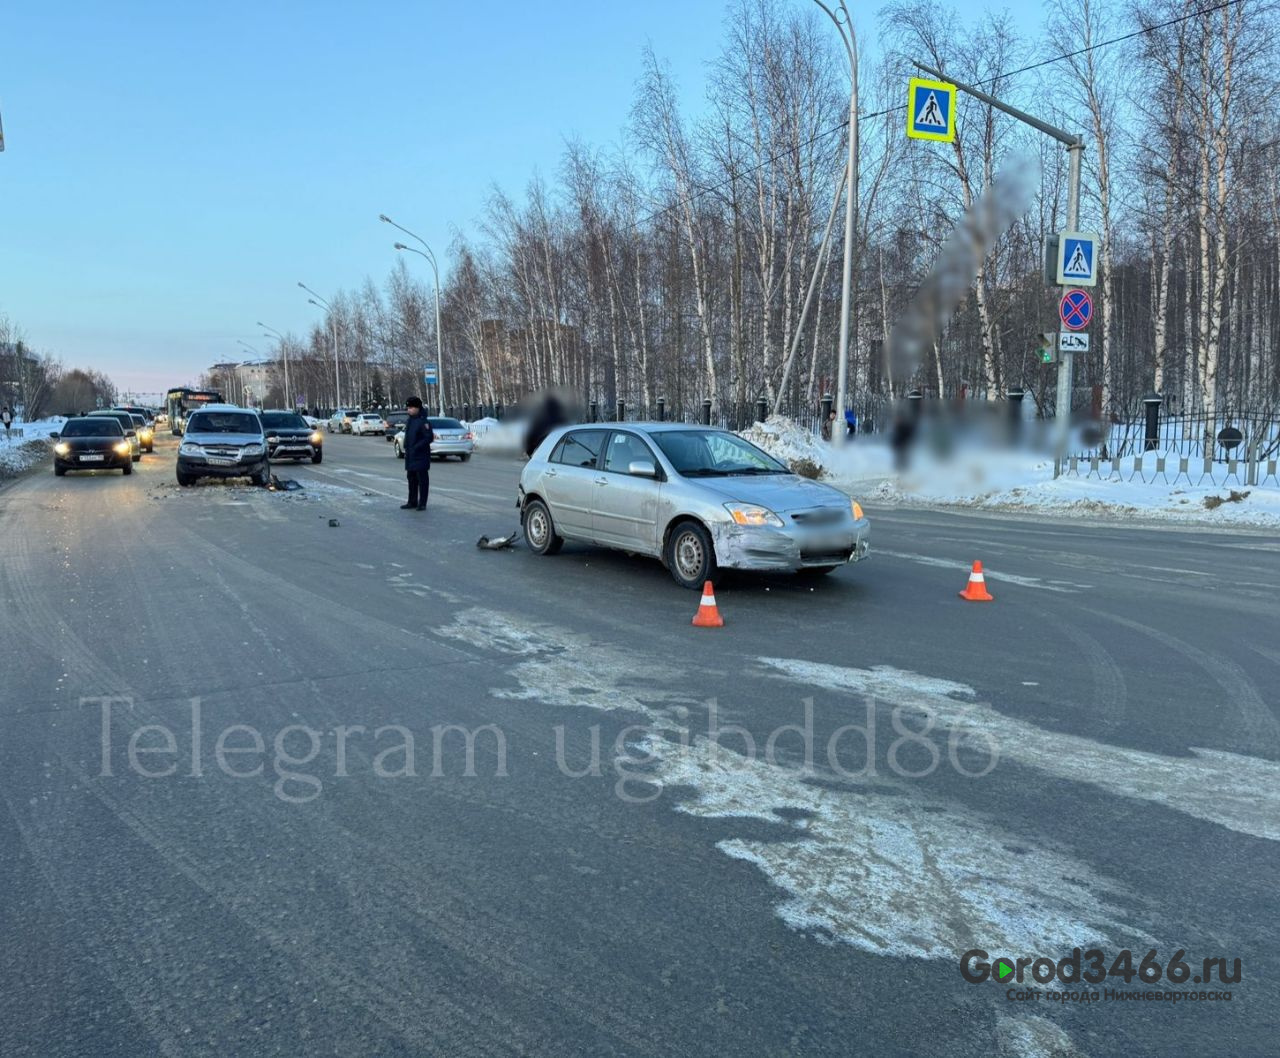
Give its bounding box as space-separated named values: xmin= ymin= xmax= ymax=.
xmin=595 ymin=477 xmax=608 ymax=485
xmin=545 ymin=468 xmax=557 ymax=477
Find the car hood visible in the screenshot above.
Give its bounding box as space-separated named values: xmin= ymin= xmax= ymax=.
xmin=266 ymin=428 xmax=314 ymax=437
xmin=184 ymin=432 xmax=264 ymax=446
xmin=683 ymin=473 xmax=848 ymax=513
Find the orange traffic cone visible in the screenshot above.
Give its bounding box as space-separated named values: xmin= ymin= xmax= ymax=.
xmin=692 ymin=581 xmax=725 ymax=627
xmin=958 ymin=561 xmax=994 ymax=602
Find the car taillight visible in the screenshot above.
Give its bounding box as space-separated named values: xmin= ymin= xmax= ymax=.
xmin=464 ymin=432 xmax=474 ymax=441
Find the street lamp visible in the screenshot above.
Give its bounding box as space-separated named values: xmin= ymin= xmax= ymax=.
xmin=259 ymin=321 xmax=292 ymax=409
xmin=812 ymin=0 xmax=858 ymax=448
xmin=299 ymin=282 xmax=340 ymax=411
xmin=380 ymin=213 xmax=445 ymax=415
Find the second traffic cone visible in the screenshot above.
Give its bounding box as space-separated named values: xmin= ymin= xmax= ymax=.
xmin=692 ymin=581 xmax=724 ymax=627
xmin=958 ymin=561 xmax=994 ymax=602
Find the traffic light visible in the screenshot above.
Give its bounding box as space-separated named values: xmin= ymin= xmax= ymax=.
xmin=1035 ymin=332 xmax=1057 ymax=365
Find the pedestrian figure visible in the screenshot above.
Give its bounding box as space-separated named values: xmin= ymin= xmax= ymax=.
xmin=1 ymin=406 xmax=12 ymax=440
xmin=844 ymin=409 xmax=857 ymax=439
xmin=400 ymin=396 xmax=434 ymax=510
xmin=820 ymin=410 xmax=836 ymax=442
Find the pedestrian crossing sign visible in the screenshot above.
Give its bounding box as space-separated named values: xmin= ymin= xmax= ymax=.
xmin=907 ymin=77 xmax=956 ymax=142
xmin=1056 ymin=231 xmax=1099 ymax=286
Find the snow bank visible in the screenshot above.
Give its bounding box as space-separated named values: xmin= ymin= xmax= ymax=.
xmin=738 ymin=415 xmax=1280 ymax=528
xmin=0 ymin=438 xmax=52 ymax=477
xmin=465 ymin=417 xmax=525 ymax=455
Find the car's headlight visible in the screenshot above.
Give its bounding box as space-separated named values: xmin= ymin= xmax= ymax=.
xmin=266 ymin=435 xmax=280 ymax=444
xmin=242 ymin=443 xmax=265 ymax=455
xmin=311 ymin=432 xmax=323 ymax=444
xmin=724 ymin=503 xmax=784 ymax=528
xmin=114 ymin=442 xmax=130 ymax=454
xmin=851 ymin=500 xmax=864 ymax=520
xmin=179 ymin=442 xmax=202 ymax=455
xmin=54 ymin=442 xmax=70 ymax=455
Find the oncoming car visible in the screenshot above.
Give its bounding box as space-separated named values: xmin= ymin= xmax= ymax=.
xmin=260 ymin=410 xmax=323 ymax=463
xmin=177 ymin=406 xmax=270 ymax=486
xmin=52 ymin=416 xmax=135 ymax=476
xmin=517 ymin=423 xmax=870 ymax=589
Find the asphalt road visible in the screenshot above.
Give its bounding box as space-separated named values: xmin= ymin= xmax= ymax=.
xmin=1 ymin=432 xmax=1277 ymax=1057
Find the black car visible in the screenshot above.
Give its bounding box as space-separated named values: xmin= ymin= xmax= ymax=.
xmin=52 ymin=417 xmax=134 ymax=476
xmin=259 ymin=411 xmax=323 ymax=463
xmin=384 ymin=411 xmax=409 ymax=441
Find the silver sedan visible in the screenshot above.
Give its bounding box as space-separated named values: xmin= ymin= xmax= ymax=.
xmin=517 ymin=423 xmax=870 ymax=589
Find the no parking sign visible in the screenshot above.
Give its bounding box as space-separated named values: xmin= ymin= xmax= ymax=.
xmin=1059 ymin=289 xmax=1092 ymax=331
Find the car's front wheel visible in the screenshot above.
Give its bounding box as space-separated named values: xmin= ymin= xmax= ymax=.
xmin=665 ymin=520 xmax=717 ymax=590
xmin=176 ymin=471 xmax=194 ymax=486
xmin=522 ymin=499 xmax=563 ymax=556
xmin=312 ymin=450 xmax=323 ymax=464
xmin=122 ymin=462 xmax=133 ymax=476
xmin=54 ymin=465 xmax=66 ymax=477
xmin=252 ymin=464 xmax=270 ymax=487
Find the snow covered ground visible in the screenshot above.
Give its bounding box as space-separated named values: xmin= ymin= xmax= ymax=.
xmin=0 ymin=417 xmax=65 ymax=476
xmin=739 ymin=415 xmax=1280 ymax=528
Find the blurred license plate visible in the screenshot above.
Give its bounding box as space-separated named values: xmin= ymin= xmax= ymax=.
xmin=80 ymin=454 xmax=105 ymax=462
xmin=207 ymin=457 xmax=235 ymax=466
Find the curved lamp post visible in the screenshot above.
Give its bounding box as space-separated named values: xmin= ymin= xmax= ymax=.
xmin=380 ymin=213 xmax=445 ymax=415
xmin=299 ymin=283 xmax=340 ymax=411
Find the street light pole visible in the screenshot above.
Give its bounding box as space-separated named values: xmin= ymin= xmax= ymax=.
xmin=380 ymin=214 xmax=445 ymax=415
xmin=813 ymin=0 xmax=858 ymax=448
xmin=259 ymin=321 xmax=291 ymax=409
xmin=299 ymin=283 xmax=340 ymax=411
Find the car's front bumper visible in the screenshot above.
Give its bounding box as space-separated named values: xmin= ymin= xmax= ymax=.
xmin=711 ymin=516 xmax=871 ymax=572
xmin=56 ymin=452 xmax=131 ymax=470
xmin=178 ymin=455 xmax=269 ymax=479
xmin=267 ymin=441 xmax=318 ymax=460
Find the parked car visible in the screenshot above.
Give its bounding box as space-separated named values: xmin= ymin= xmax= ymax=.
xmin=351 ymin=412 xmax=387 ymax=436
xmin=301 ymin=415 xmax=323 ymax=429
xmin=327 ymin=409 xmax=361 ymax=433
xmin=260 ymin=410 xmax=323 ymax=463
xmin=115 ymin=410 xmax=154 ymax=452
xmin=392 ymin=416 xmax=475 ymax=461
xmin=52 ymin=416 xmax=134 ymax=476
xmin=383 ymin=411 xmax=409 ymax=441
xmin=86 ymin=410 xmax=142 ymax=461
xmin=177 ymin=407 xmax=270 ymax=486
xmin=517 ymin=423 xmax=871 ymax=589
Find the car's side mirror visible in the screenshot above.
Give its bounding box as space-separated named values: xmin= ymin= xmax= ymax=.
xmin=628 ymin=460 xmax=657 ymax=478
xmin=127 ymin=430 xmax=136 ymax=437
xmin=49 ymin=432 xmax=60 ymax=440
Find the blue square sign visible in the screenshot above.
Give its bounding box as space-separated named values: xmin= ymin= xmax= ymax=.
xmin=1056 ymin=231 xmax=1099 ymax=286
xmin=906 ymin=77 xmax=956 ymax=142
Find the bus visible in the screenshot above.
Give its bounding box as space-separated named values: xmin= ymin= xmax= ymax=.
xmin=165 ymin=388 xmax=223 ymax=434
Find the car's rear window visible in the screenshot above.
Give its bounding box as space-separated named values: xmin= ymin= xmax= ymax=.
xmin=428 ymin=418 xmax=463 ymax=430
xmin=62 ymin=418 xmax=123 ymax=437
xmin=188 ymin=412 xmax=262 ymax=434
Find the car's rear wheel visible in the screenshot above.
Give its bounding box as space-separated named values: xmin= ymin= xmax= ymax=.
xmin=460 ymin=453 xmax=471 ymax=462
xmin=523 ymin=499 xmax=563 ymax=556
xmin=665 ymin=520 xmax=716 ymax=590
xmin=311 ymin=450 xmax=323 ymax=464
xmin=122 ymin=462 xmax=133 ymax=476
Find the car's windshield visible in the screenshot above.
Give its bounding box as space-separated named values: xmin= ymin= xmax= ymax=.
xmin=653 ymin=430 xmax=788 ymax=477
xmin=61 ymin=418 xmax=122 ymax=437
xmin=261 ymin=413 xmax=307 ymax=429
xmin=188 ymin=412 xmax=261 ymax=434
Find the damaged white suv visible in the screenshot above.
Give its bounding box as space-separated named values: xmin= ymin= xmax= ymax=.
xmin=517 ymin=423 xmax=870 ymax=589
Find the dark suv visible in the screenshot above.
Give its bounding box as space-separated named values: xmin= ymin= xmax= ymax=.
xmin=260 ymin=410 xmax=323 ymax=464
xmin=177 ymin=407 xmax=269 ymax=486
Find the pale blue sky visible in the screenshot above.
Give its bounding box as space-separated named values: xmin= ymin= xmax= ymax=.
xmin=1 ymin=0 xmax=1038 ymax=395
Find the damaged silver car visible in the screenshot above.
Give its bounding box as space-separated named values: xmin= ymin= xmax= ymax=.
xmin=517 ymin=423 xmax=870 ymax=589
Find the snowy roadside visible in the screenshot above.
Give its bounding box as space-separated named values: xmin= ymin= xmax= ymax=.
xmin=0 ymin=438 xmax=53 ymax=480
xmin=738 ymin=415 xmax=1280 ymax=529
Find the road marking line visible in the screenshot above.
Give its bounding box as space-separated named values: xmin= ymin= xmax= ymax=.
xmin=875 ymin=550 xmax=1089 ymax=592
